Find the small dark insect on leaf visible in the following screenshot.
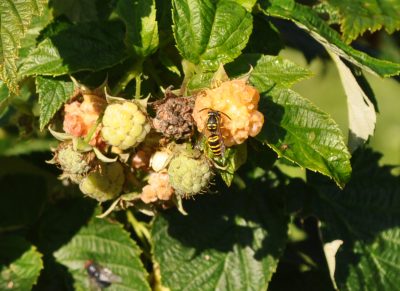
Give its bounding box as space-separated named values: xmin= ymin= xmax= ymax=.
xmin=280 ymin=144 xmax=289 ymax=151
xmin=85 ymin=260 xmax=122 ymax=289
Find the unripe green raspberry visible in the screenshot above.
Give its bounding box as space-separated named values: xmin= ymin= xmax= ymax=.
xmin=48 ymin=142 xmax=95 ymax=183
xmin=79 ymin=162 xmax=124 ymax=202
xmin=168 ymin=153 xmax=212 ymax=196
xmin=101 ymin=101 xmax=151 ymax=150
xmin=57 ymin=143 xmax=92 ymax=175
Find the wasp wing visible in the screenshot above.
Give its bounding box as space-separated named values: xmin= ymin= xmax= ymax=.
xmin=97 ymin=267 xmax=122 ymax=284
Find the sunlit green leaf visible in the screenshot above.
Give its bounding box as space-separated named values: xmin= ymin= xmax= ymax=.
xmin=232 ymin=0 xmax=257 ymax=11
xmin=260 ymin=0 xmax=400 ymax=77
xmin=188 ymin=54 xmax=311 ymax=90
xmin=0 ymin=236 xmax=43 ymax=290
xmin=329 ymin=52 xmax=376 ymax=152
xmin=228 ymin=54 xmax=312 ymax=88
xmin=255 ymin=87 xmax=351 ymax=187
xmin=326 ymin=0 xmax=400 ymax=43
xmin=36 ymin=76 xmax=74 ymax=131
xmin=18 ymin=7 xmax=52 ymax=60
xmin=172 ymin=0 xmax=253 ymax=70
xmin=0 ymin=0 xmax=47 ymax=93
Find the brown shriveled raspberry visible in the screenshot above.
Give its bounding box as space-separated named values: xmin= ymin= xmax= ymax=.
xmin=192 ymin=79 xmax=264 ymax=146
xmin=152 ymin=91 xmax=195 ymax=140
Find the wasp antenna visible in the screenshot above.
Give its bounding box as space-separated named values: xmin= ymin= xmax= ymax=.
xmin=219 ymin=111 xmax=232 ymax=120
xmin=198 ymin=107 xmax=212 ymax=113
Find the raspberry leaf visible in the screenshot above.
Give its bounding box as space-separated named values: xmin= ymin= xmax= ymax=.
xmin=36 ymin=76 xmax=74 ymax=131
xmin=54 ymin=212 xmax=150 ymax=291
xmin=188 ymin=54 xmax=351 ymax=186
xmin=232 ymin=0 xmax=257 ymax=11
xmin=0 ymin=137 xmax=56 ymax=156
xmin=0 ymin=236 xmax=43 ymax=290
xmin=152 ymin=186 xmax=289 ymax=290
xmin=0 ymin=81 xmax=10 ymax=114
xmin=188 ymin=54 xmax=311 ymax=90
xmin=260 ymin=0 xmax=400 ymax=77
xmin=172 ymin=0 xmax=253 ymax=70
xmin=0 ymin=0 xmax=47 ymax=94
xmin=116 ymin=0 xmax=159 ymax=57
xmin=329 ymin=52 xmax=376 ymax=152
xmin=230 ymin=55 xmax=352 ymax=187
xmin=50 ymin=0 xmax=100 ymax=22
xmin=309 ymin=148 xmax=400 ymax=290
xmin=245 ymin=16 xmax=283 ymax=55
xmin=19 ymin=21 xmax=127 ymax=76
xmin=256 ymin=87 xmax=351 ymax=187
xmin=228 ymin=54 xmax=312 ymax=88
xmin=219 ymin=143 xmax=247 ymax=187
xmin=325 ymin=0 xmax=400 ymax=44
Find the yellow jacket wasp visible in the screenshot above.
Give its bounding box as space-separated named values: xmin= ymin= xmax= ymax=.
xmin=198 ymin=108 xmax=231 ymax=159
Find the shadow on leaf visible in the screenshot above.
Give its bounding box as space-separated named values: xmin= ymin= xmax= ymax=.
xmin=152 ymin=173 xmax=289 ymax=289
xmin=308 ymin=147 xmax=400 ymax=289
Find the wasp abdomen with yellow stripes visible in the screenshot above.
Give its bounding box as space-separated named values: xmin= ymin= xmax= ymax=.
xmin=207 ymin=133 xmax=223 ymax=156
xmin=199 ymin=108 xmax=231 ymax=158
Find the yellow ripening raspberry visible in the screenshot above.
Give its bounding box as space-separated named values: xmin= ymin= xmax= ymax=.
xmin=140 ymin=172 xmax=174 ymax=204
xmin=101 ymin=101 xmax=151 ymax=150
xmin=192 ymin=79 xmax=264 ymax=146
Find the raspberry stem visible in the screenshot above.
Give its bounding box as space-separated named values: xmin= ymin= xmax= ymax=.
xmin=135 ymin=74 xmax=142 ymax=99
xmin=83 ymin=114 xmax=103 ymax=144
xmin=112 ymin=59 xmax=144 ymax=95
xmin=126 ymin=210 xmax=152 ymax=260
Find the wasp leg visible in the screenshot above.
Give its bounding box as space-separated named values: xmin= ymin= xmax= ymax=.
xmin=211 ymin=157 xmax=228 ymax=170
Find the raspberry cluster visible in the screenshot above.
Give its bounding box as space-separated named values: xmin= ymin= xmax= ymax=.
xmin=49 ymin=68 xmax=264 ymax=215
